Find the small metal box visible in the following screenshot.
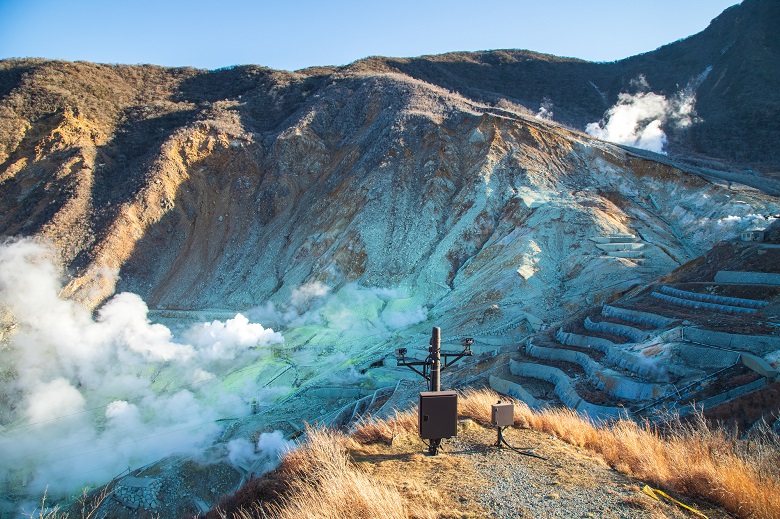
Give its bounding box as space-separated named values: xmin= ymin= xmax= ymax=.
xmin=492 ymin=402 xmax=514 ymax=427
xmin=419 ymin=391 xmax=458 ymax=439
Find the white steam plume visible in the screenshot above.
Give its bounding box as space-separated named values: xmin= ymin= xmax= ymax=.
xmin=0 ymin=239 xmax=284 ymax=501
xmin=585 ymin=75 xmax=698 ymax=154
xmin=536 ymin=98 xmax=554 ymax=121
xmin=226 ymin=430 xmax=292 ymax=475
xmin=0 ymin=239 xmax=430 ymax=508
xmin=184 ymin=314 xmax=284 ymax=362
xmin=249 ymin=282 xmax=428 ymax=332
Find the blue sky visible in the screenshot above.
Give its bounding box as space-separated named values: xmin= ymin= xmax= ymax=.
xmin=0 ymin=1 xmax=740 ymax=71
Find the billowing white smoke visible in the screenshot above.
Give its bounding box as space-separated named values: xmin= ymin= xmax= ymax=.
xmin=184 ymin=314 xmax=284 ymax=362
xmin=0 ymin=239 xmax=284 ymax=499
xmin=585 ymin=75 xmax=697 ymax=154
xmin=249 ymin=282 xmax=428 ymax=332
xmin=381 ymin=304 xmax=428 ymax=330
xmin=0 ymin=239 xmax=430 ymax=504
xmin=717 ymin=213 xmax=770 ymax=228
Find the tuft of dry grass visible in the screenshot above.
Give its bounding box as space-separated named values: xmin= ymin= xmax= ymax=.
xmin=350 ymin=409 xmax=417 ymax=445
xmin=27 ymin=487 xmax=113 ymax=519
xmin=455 ymin=387 xmax=497 ymax=426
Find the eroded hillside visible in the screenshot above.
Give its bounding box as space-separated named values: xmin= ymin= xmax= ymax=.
xmin=1 ymin=61 xmax=777 ymax=328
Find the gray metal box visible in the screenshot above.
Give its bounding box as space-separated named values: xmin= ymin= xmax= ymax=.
xmin=492 ymin=402 xmax=514 ymax=427
xmin=419 ymin=391 xmax=458 ymax=439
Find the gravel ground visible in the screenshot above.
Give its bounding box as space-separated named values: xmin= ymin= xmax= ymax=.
xmin=443 ymin=422 xmax=732 ymax=519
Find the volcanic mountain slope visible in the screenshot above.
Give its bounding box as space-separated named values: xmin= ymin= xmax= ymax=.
xmin=1 ymin=60 xmax=777 ymax=335
xmin=0 ymin=3 xmax=779 ymax=515
xmin=359 ymin=0 xmax=780 ymax=171
xmin=0 ymin=2 xmax=776 ymax=330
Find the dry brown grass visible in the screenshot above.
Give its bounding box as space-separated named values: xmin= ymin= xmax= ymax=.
xmin=217 ymin=426 xmax=438 ymax=519
xmin=29 ymin=487 xmax=113 ymax=519
xmin=350 ymin=409 xmax=417 ymax=445
xmin=216 ymin=388 xmax=780 ymax=519
xmin=457 ymin=388 xmax=780 ymax=519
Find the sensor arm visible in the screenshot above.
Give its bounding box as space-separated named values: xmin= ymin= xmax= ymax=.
xmin=440 ymin=349 xmax=472 ymax=368
xmin=396 ymin=357 xmax=431 ymax=381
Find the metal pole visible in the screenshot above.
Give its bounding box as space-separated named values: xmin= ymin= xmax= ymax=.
xmin=430 ymin=326 xmax=441 ymax=392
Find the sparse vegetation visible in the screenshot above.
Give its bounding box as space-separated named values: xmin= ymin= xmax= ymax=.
xmin=25 ymin=487 xmax=113 ymax=519
xmin=215 ymin=389 xmax=780 ymax=519
xmin=212 ymin=426 xmax=440 ymax=519
xmin=464 ymin=389 xmax=780 ymax=519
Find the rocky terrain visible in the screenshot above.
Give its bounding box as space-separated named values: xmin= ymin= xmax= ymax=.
xmin=0 ymin=0 xmax=779 ymax=516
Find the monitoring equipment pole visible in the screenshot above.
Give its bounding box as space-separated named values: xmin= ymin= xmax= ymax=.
xmin=396 ymin=327 xmax=473 ymax=455
xmin=430 ymin=326 xmax=441 ymax=392
xmin=396 ymin=327 xmax=473 ymax=392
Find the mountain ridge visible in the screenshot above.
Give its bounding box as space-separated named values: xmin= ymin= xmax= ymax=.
xmin=342 ymin=0 xmax=780 ymax=169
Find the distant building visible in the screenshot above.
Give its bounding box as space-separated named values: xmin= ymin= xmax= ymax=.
xmin=741 ymin=229 xmax=766 ymax=242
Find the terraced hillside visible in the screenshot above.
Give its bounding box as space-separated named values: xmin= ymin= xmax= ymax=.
xmin=488 ymin=240 xmax=780 ymax=431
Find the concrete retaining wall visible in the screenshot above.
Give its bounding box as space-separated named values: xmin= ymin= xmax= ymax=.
xmin=590 ymin=370 xmax=669 ymax=401
xmin=329 ymin=397 xmax=367 ymax=429
xmin=526 ymin=341 xmax=668 ymax=401
xmin=527 ymin=339 xmax=597 ymax=373
xmin=651 ymin=292 xmax=758 ymax=315
xmin=584 ymin=316 xmax=650 ymax=342
xmin=367 ymin=386 xmax=395 ymax=410
xmin=115 ymin=476 xmax=162 ymax=511
xmin=347 ymin=395 xmax=375 ymax=426
xmin=679 ymin=344 xmax=741 ymax=369
xmin=489 ymin=375 xmax=544 ymax=409
xmin=591 ymin=235 xmax=638 ymax=244
xmin=714 ymin=271 xmax=780 ymax=286
xmin=596 ymin=242 xmax=644 ymax=252
xmin=602 ymin=305 xmax=675 ymax=328
xmin=740 ymin=353 xmax=779 ymax=379
xmin=556 ymin=327 xmax=617 ymax=351
xmin=653 ymin=377 xmax=770 ymax=420
xmin=696 ymin=378 xmax=769 ymax=410
xmin=480 ymin=315 xmax=536 ymax=336
xmin=373 ymin=379 xmax=419 ymax=419
xmin=605 ymin=349 xmax=660 ymax=378
xmin=682 ymin=327 xmax=780 ymax=356
xmin=605 ymin=250 xmax=644 ymax=259
xmin=660 ymin=285 xmax=768 ymax=308
xmin=557 ymin=328 xmax=683 ymax=380
xmin=510 ymin=360 xmax=629 ymax=420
